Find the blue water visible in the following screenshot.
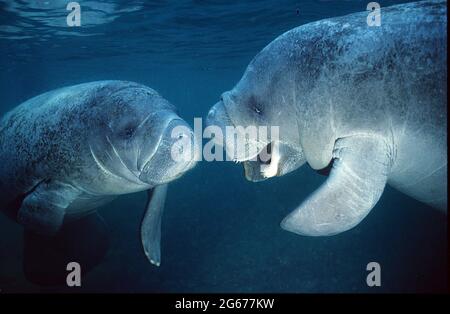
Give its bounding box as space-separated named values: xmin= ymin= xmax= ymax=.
xmin=0 ymin=0 xmax=447 ymax=293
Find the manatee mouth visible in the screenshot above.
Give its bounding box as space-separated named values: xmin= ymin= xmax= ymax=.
xmin=257 ymin=141 xmax=272 ymax=165
xmin=243 ymin=141 xmax=281 ymax=181
xmin=207 ymin=100 xmax=284 ymax=179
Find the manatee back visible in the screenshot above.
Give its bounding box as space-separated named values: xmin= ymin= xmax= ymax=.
xmin=273 ymin=0 xmax=447 ymax=134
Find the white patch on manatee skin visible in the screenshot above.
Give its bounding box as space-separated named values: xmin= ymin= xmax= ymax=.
xmin=261 ymin=141 xmax=280 ymax=178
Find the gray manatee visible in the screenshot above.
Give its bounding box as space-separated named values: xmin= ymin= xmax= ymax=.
xmin=207 ymin=1 xmax=447 ymax=236
xmin=0 ymin=80 xmax=198 ymax=284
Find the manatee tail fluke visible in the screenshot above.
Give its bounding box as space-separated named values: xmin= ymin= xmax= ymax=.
xmin=23 ymin=212 xmax=109 ymax=286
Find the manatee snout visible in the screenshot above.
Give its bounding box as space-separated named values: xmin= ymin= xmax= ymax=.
xmin=207 ymin=98 xmax=305 ymax=180
xmin=140 ymin=118 xmax=199 ymax=185
xmin=206 ymin=100 xmax=233 ymax=132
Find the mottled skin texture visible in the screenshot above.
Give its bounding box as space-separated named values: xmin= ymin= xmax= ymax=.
xmin=0 ymin=81 xmax=196 ymax=265
xmin=207 ymin=1 xmax=447 ymax=236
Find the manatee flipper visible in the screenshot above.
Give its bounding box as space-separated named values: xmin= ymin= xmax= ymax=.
xmin=141 ymin=184 xmax=168 ymax=266
xmin=23 ymin=212 xmax=110 ymax=286
xmin=17 ymin=180 xmax=81 ymax=235
xmin=281 ymin=136 xmax=391 ymax=236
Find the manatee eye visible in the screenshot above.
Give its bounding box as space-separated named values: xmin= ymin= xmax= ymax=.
xmin=120 ymin=124 xmax=136 ymax=139
xmin=251 ymin=102 xmax=263 ymax=115
xmin=253 ymin=104 xmax=262 ymax=114
xmin=249 ymin=95 xmax=263 ymax=115
xmin=177 ymin=133 xmax=185 ymax=140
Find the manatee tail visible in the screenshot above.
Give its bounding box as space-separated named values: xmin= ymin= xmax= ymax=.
xmin=23 ymin=212 xmax=109 ymax=286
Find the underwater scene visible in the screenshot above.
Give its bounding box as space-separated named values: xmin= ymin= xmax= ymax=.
xmin=0 ymin=0 xmax=447 ymax=294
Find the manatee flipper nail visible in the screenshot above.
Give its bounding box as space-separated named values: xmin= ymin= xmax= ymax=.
xmin=141 ymin=184 xmax=168 ymax=266
xmin=281 ymin=136 xmax=390 ymax=236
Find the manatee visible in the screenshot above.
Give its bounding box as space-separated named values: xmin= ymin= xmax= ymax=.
xmin=206 ymin=1 xmax=447 ymax=236
xmin=0 ymin=80 xmax=198 ymax=284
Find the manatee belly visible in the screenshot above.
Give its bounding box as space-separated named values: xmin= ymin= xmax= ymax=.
xmin=389 ymin=129 xmax=447 ymax=210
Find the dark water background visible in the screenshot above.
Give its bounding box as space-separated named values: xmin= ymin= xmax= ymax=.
xmin=0 ymin=0 xmax=447 ymax=292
